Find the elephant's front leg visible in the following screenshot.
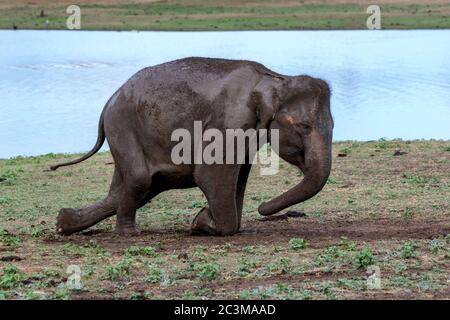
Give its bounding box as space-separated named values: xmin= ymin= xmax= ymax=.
xmin=192 ymin=164 xmax=241 ymax=236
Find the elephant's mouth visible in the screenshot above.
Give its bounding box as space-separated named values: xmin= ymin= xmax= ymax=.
xmin=283 ymin=149 xmax=306 ymax=172
xmin=297 ymin=150 xmax=306 ymax=172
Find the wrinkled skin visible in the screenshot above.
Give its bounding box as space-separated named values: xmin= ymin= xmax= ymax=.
xmin=50 ymin=57 xmax=333 ymax=236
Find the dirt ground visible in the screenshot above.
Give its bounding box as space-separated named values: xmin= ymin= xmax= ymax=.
xmin=0 ymin=140 xmax=449 ymax=299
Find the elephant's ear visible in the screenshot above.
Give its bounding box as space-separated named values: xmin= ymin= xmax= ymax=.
xmin=251 ymin=74 xmax=285 ymax=130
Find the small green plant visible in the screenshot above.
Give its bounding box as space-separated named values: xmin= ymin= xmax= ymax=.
xmin=242 ymin=246 xmax=256 ymax=254
xmin=289 ymin=238 xmax=309 ymax=250
xmin=0 ymin=264 xmax=25 ymax=290
xmin=188 ymin=200 xmax=207 ymax=209
xmin=214 ymin=243 xmax=232 ymax=256
xmin=191 ymin=245 xmax=208 ymax=261
xmin=239 ymin=284 xmax=291 ymax=300
xmin=314 ymin=245 xmax=342 ymax=268
xmin=337 ymin=278 xmax=366 ymax=291
xmin=402 ymin=172 xmax=440 ymax=186
xmin=300 ymin=289 xmax=312 ymax=300
xmin=52 ymin=287 xmax=70 ymax=300
xmin=276 ymin=283 xmax=293 ymax=295
xmin=30 ymin=226 xmax=49 ymax=238
xmin=402 ymin=207 xmax=414 ymax=219
xmin=124 ymin=245 xmax=158 ymax=257
xmin=278 ymin=258 xmax=291 ymax=274
xmin=189 ymin=262 xmax=220 ymax=281
xmin=394 ymin=262 xmax=408 ymax=274
xmin=145 ymin=264 xmax=162 ymax=284
xmin=318 ymin=282 xmax=336 ymax=300
xmin=339 ymin=147 xmax=351 ymax=155
xmin=354 ymin=246 xmax=374 ymax=269
xmin=337 ymin=236 xmax=356 ymax=251
xmin=266 ymin=258 xmax=291 ymax=274
xmin=375 ymin=138 xmax=389 ymax=149
xmin=428 ymin=239 xmax=444 ymax=254
xmin=0 ymin=169 xmax=21 ymax=185
xmin=106 ymin=257 xmax=134 ymax=281
xmin=250 ymin=194 xmax=267 ymax=201
xmin=0 ymin=228 xmax=21 ymax=246
xmin=326 ymin=177 xmax=338 ymax=184
xmin=238 ymin=258 xmax=258 ymax=276
xmin=399 ymin=241 xmax=417 ymax=259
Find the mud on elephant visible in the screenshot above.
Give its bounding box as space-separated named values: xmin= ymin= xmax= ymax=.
xmin=49 ymin=57 xmax=333 ymax=236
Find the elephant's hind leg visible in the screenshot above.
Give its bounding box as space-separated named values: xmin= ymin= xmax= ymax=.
xmin=112 ymin=146 xmax=153 ymax=236
xmin=56 ymin=168 xmax=122 ymax=235
xmin=191 ymin=165 xmax=241 ymax=236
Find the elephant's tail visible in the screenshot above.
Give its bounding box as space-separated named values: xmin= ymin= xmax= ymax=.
xmin=46 ymin=113 xmax=105 ymax=171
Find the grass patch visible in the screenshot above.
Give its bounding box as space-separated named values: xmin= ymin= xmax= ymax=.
xmin=1 ymin=1 xmax=450 ymax=30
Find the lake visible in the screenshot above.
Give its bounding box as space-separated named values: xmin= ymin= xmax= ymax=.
xmin=0 ymin=30 xmax=449 ymax=159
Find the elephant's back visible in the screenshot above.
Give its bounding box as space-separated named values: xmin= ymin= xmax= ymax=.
xmin=103 ymin=56 xmax=272 ymax=131
xmin=132 ymin=57 xmax=276 ymax=85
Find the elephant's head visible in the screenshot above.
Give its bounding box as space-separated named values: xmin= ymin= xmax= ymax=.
xmin=253 ymin=73 xmax=333 ymax=216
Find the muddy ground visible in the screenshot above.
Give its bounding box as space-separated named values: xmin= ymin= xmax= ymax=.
xmin=0 ymin=140 xmax=449 ymax=299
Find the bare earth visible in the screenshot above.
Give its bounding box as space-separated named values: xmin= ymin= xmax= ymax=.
xmin=1 ymin=140 xmax=449 ymax=299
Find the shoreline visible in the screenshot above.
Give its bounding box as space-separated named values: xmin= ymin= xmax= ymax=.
xmin=3 ymin=27 xmax=450 ymax=32
xmin=2 ymin=1 xmax=450 ymax=31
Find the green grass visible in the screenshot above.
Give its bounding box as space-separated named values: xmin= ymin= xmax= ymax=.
xmin=0 ymin=139 xmax=449 ymax=299
xmin=1 ymin=1 xmax=450 ymax=30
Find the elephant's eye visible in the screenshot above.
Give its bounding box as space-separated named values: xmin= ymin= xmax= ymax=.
xmin=297 ymin=123 xmax=312 ymax=135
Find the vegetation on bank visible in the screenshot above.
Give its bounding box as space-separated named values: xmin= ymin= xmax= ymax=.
xmin=1 ymin=1 xmax=450 ymax=31
xmin=0 ymin=140 xmax=449 ymax=299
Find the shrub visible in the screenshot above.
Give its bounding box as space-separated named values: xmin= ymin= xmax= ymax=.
xmin=0 ymin=229 xmax=21 ymax=246
xmin=289 ymin=238 xmax=309 ymax=250
xmin=145 ymin=264 xmax=162 ymax=284
xmin=354 ymin=246 xmax=374 ymax=269
xmin=0 ymin=265 xmax=25 ymax=290
xmin=124 ymin=245 xmax=158 ymax=257
xmin=106 ymin=257 xmax=134 ymax=281
xmin=400 ymin=241 xmax=417 ymax=259
xmin=428 ymin=239 xmax=444 ymax=254
xmin=190 ymin=262 xmax=220 ymax=281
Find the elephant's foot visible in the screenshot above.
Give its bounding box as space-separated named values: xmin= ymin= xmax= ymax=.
xmin=114 ymin=224 xmax=141 ymax=236
xmin=191 ymin=207 xmax=218 ymax=235
xmin=56 ymin=208 xmax=84 ymax=235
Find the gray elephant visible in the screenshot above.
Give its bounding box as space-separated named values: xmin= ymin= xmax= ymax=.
xmin=49 ymin=57 xmax=333 ymax=236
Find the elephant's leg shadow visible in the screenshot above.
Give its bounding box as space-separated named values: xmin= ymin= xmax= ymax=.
xmin=191 ymin=164 xmax=244 ymax=236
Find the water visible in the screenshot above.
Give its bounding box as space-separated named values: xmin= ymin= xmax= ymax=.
xmin=1 ymin=30 xmax=449 ymax=159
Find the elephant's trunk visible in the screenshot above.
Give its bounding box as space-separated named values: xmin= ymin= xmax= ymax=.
xmin=258 ymin=132 xmax=332 ymax=216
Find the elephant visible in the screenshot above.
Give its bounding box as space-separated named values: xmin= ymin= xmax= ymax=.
xmin=49 ymin=57 xmax=333 ymax=236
